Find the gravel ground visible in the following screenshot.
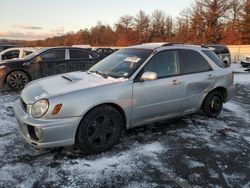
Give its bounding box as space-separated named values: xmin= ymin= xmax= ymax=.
xmin=0 ymin=73 xmax=249 ymax=188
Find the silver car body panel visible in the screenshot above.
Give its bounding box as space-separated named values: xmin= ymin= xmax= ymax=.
xmin=14 ymin=44 xmax=235 ymax=148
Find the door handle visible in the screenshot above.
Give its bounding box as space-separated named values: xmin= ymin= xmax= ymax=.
xmin=172 ymin=79 xmax=181 ymax=85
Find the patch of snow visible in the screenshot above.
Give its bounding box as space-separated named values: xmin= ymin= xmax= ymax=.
xmin=224 ymin=102 xmax=250 ymax=123
xmin=243 ymin=135 xmax=250 ymax=144
xmin=222 ymin=172 xmax=247 ymax=187
xmin=234 ymin=73 xmax=250 ymax=85
xmin=136 ymin=142 xmax=164 ymax=157
xmin=187 ymin=160 xmax=205 ymax=168
xmin=107 ymin=76 xmax=128 ymax=82
xmin=230 ymin=63 xmax=246 ymax=73
xmin=61 ymin=142 xmax=165 ymax=185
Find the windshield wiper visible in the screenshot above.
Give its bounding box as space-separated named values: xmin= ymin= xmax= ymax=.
xmin=89 ymin=70 xmax=108 ymax=78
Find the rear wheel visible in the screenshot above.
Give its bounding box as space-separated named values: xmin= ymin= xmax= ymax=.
xmin=76 ymin=105 xmax=123 ymax=154
xmin=203 ymin=91 xmax=223 ymax=117
xmin=6 ymin=71 xmax=30 ymax=90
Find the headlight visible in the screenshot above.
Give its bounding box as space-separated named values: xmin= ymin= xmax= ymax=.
xmin=31 ymin=99 xmax=49 ymax=118
xmin=0 ymin=65 xmax=5 ymax=70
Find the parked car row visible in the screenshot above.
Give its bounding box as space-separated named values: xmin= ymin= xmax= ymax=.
xmin=0 ymin=47 xmax=37 ymax=61
xmin=13 ymin=43 xmax=235 ymax=154
xmin=0 ymin=47 xmax=103 ymax=90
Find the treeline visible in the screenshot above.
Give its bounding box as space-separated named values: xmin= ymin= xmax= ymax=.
xmin=20 ymin=0 xmax=250 ymax=47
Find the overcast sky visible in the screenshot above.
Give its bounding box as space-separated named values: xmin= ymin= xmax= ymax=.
xmin=0 ymin=0 xmax=194 ymax=40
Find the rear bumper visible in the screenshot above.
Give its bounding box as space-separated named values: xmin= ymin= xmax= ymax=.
xmin=241 ymin=61 xmax=250 ymax=67
xmin=14 ymin=99 xmax=82 ymax=148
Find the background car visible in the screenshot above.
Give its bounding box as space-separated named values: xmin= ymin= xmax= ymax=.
xmin=93 ymin=48 xmax=116 ymax=57
xmin=204 ymin=44 xmax=231 ymax=67
xmin=0 ymin=47 xmax=37 ymax=61
xmin=241 ymin=55 xmax=250 ymax=67
xmin=0 ymin=47 xmax=103 ymax=90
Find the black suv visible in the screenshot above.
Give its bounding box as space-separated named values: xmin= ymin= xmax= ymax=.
xmin=204 ymin=45 xmax=231 ymax=67
xmin=0 ymin=47 xmax=103 ymax=90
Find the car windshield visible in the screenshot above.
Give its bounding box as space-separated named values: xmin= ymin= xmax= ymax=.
xmin=89 ymin=48 xmax=152 ymax=78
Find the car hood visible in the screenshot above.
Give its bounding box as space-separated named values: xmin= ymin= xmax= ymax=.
xmin=21 ymin=71 xmax=128 ymax=104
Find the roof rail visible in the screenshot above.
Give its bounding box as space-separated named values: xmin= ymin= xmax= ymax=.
xmin=161 ymin=43 xmax=182 ymax=46
xmin=200 ymin=45 xmax=209 ymax=49
xmin=161 ymin=43 xmax=210 ymax=49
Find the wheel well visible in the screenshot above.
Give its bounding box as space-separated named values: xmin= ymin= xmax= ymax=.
xmin=74 ymin=103 xmax=127 ymax=145
xmin=4 ymin=70 xmax=31 ymax=84
xmin=208 ymin=87 xmax=228 ymax=102
xmin=104 ymin=103 xmax=127 ymax=129
xmin=81 ymin=103 xmax=127 ymax=129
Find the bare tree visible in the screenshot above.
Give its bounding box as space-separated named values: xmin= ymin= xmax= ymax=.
xmin=165 ymin=15 xmax=174 ymax=41
xmin=241 ymin=0 xmax=250 ymax=44
xmin=150 ymin=10 xmax=166 ymax=41
xmin=116 ymin=15 xmax=134 ymax=31
xmin=196 ymin=0 xmax=234 ymax=43
xmin=175 ymin=8 xmax=192 ymax=43
xmin=134 ymin=10 xmax=150 ymax=43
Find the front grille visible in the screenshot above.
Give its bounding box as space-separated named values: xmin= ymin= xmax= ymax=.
xmin=20 ymin=98 xmax=27 ymax=112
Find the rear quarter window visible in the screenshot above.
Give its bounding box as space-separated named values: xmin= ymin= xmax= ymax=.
xmin=69 ymin=49 xmax=100 ymax=59
xmin=180 ymin=49 xmax=212 ymax=74
xmin=202 ymin=50 xmax=227 ymax=68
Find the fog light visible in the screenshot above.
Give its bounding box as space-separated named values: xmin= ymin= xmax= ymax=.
xmin=34 ymin=127 xmax=43 ymax=140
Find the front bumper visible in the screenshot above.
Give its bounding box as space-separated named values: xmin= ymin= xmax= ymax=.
xmin=14 ymin=99 xmax=82 ymax=148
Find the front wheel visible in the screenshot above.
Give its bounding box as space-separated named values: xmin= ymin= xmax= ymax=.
xmin=76 ymin=105 xmax=123 ymax=154
xmin=203 ymin=91 xmax=223 ymax=117
xmin=6 ymin=71 xmax=30 ymax=90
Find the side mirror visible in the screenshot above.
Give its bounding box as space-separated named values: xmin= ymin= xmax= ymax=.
xmin=140 ymin=71 xmax=157 ymax=81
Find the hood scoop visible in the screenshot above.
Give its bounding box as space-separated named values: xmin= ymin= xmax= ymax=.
xmin=61 ymin=74 xmax=82 ymax=83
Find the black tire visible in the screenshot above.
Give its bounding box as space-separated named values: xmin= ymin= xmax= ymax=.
xmin=6 ymin=71 xmax=30 ymax=90
xmin=76 ymin=105 xmax=123 ymax=154
xmin=203 ymin=90 xmax=223 ymax=117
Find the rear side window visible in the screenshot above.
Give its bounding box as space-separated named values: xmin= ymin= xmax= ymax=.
xmin=69 ymin=49 xmax=94 ymax=59
xmin=41 ymin=50 xmax=65 ymax=61
xmin=180 ymin=49 xmax=212 ymax=74
xmin=202 ymin=50 xmax=226 ymax=68
xmin=2 ymin=50 xmax=20 ymax=60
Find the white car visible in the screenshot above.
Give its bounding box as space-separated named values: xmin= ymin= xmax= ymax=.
xmin=241 ymin=55 xmax=250 ymax=67
xmin=0 ymin=47 xmax=37 ymax=62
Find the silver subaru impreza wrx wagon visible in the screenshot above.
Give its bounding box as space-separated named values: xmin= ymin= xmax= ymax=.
xmin=14 ymin=43 xmax=235 ymax=154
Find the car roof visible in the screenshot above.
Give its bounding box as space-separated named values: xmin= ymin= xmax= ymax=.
xmin=127 ymin=43 xmax=209 ymax=51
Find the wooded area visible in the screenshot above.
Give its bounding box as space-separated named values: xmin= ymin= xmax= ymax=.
xmin=20 ymin=0 xmax=250 ymax=47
